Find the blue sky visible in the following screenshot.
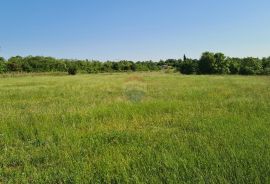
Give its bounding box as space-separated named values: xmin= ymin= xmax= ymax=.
xmin=0 ymin=0 xmax=270 ymax=60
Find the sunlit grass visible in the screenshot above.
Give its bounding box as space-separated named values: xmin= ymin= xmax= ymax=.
xmin=0 ymin=72 xmax=269 ymax=183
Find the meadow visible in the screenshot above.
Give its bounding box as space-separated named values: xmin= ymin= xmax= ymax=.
xmin=0 ymin=72 xmax=269 ymax=183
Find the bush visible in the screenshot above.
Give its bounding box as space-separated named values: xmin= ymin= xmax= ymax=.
xmin=68 ymin=66 xmax=77 ymax=75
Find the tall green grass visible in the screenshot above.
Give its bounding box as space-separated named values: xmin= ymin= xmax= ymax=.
xmin=0 ymin=73 xmax=269 ymax=183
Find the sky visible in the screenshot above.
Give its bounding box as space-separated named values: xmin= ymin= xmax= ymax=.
xmin=0 ymin=0 xmax=270 ymax=61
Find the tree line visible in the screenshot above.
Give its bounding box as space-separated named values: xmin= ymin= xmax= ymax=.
xmin=178 ymin=52 xmax=270 ymax=75
xmin=0 ymin=52 xmax=269 ymax=75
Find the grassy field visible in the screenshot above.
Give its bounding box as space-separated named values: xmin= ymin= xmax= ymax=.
xmin=0 ymin=72 xmax=269 ymax=183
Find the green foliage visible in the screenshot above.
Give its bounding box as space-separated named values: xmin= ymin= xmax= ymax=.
xmin=228 ymin=58 xmax=241 ymax=74
xmin=67 ymin=65 xmax=78 ymax=75
xmin=0 ymin=53 xmax=269 ymax=75
xmin=262 ymin=57 xmax=270 ymax=75
xmin=22 ymin=62 xmax=32 ymax=72
xmin=7 ymin=56 xmax=23 ymax=72
xmin=0 ymin=57 xmax=4 ymax=62
xmin=198 ymin=52 xmax=230 ymax=74
xmin=178 ymin=59 xmax=197 ymax=74
xmin=214 ymin=53 xmax=230 ymax=74
xmin=0 ymin=57 xmax=7 ymax=73
xmin=198 ymin=52 xmax=216 ymax=74
xmin=239 ymin=57 xmax=263 ymax=75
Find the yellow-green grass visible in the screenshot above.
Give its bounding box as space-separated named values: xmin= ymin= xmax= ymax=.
xmin=0 ymin=72 xmax=269 ymax=183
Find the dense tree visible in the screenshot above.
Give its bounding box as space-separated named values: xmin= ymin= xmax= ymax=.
xmin=0 ymin=57 xmax=7 ymax=73
xmin=0 ymin=52 xmax=269 ymax=75
xmin=178 ymin=59 xmax=197 ymax=74
xmin=228 ymin=58 xmax=241 ymax=74
xmin=198 ymin=52 xmax=216 ymax=74
xmin=262 ymin=57 xmax=270 ymax=75
xmin=239 ymin=57 xmax=263 ymax=75
xmin=214 ymin=53 xmax=229 ymax=74
xmin=0 ymin=57 xmax=5 ymax=62
xmin=165 ymin=59 xmax=179 ymax=67
xmin=7 ymin=56 xmax=23 ymax=72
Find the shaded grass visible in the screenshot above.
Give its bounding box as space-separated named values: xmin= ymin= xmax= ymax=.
xmin=0 ymin=73 xmax=269 ymax=183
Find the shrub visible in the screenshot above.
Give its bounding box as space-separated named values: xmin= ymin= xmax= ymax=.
xmin=68 ymin=66 xmax=77 ymax=75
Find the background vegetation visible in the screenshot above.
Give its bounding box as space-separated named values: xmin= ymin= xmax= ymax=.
xmin=0 ymin=52 xmax=270 ymax=75
xmin=0 ymin=73 xmax=269 ymax=183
